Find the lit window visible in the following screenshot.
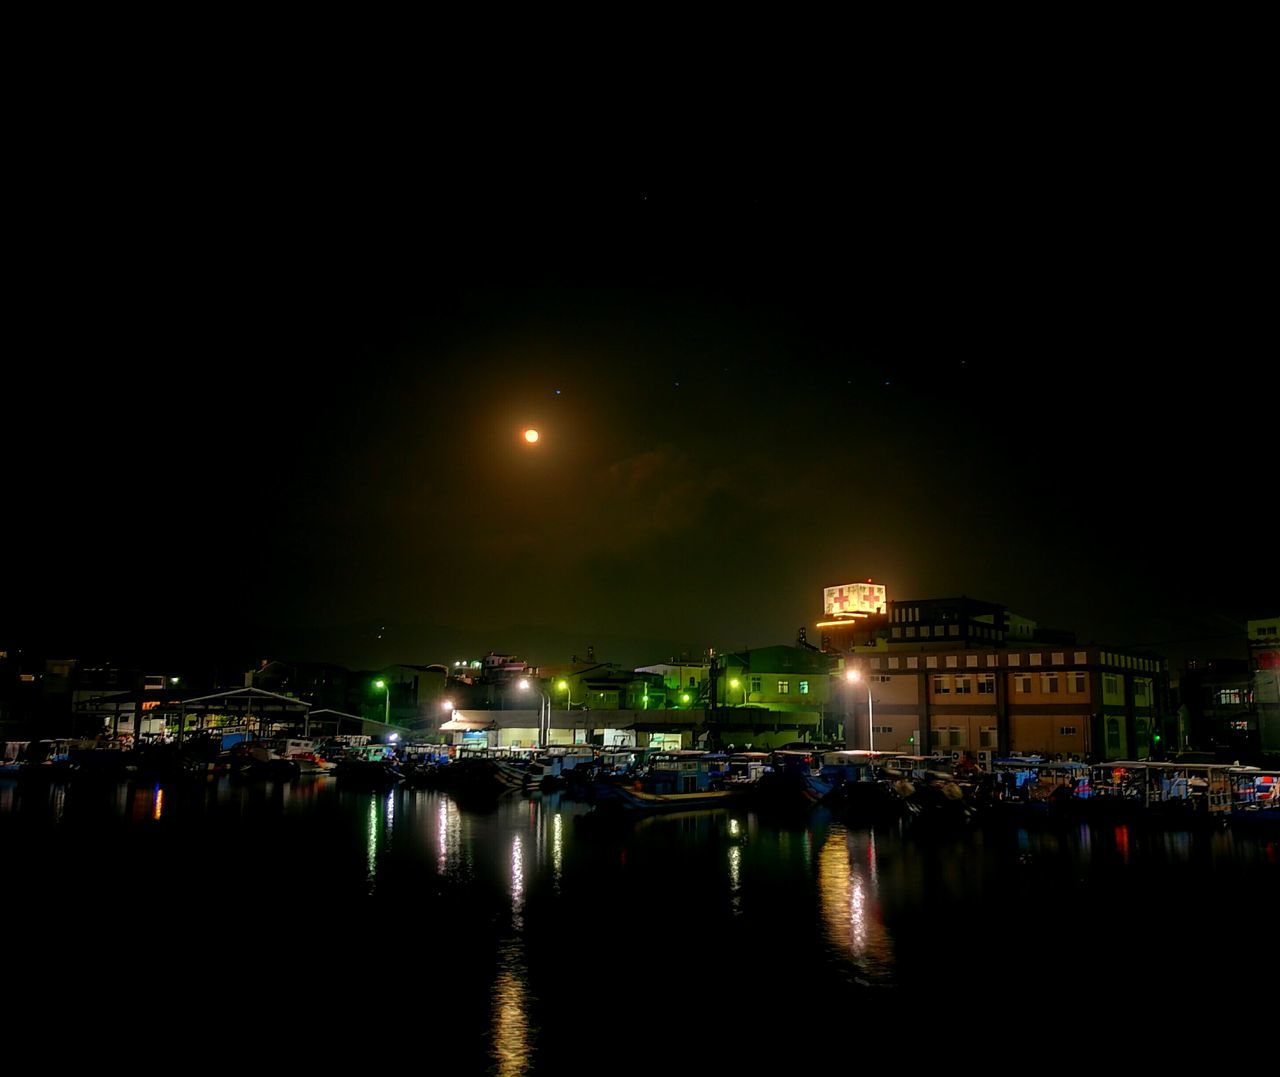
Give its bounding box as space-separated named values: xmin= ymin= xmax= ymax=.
xmin=1059 ymin=726 xmax=1078 ymax=736
xmin=777 ymin=681 xmax=790 ymax=694
xmin=946 ymin=656 xmax=958 ymax=669
xmin=799 ymin=680 xmax=809 ymax=695
xmin=966 ymin=656 xmax=978 ymax=668
xmin=1030 ymin=653 xmax=1041 ymax=666
xmin=907 ymin=657 xmax=918 ymax=669
xmin=955 ymin=677 xmax=972 ymax=695
xmin=949 ymin=625 xmax=960 ymax=637
xmin=906 ymin=627 xmax=916 ymax=638
xmin=1042 ymin=674 xmax=1059 ymax=694
xmin=978 ymin=675 xmax=995 ymax=694
xmin=1069 ymin=672 xmax=1086 ymax=694
xmin=1052 ymin=652 xmax=1065 ymax=666
xmin=1015 ymin=674 xmax=1032 ymax=694
xmin=921 ymin=626 xmax=931 ymax=638
xmin=933 ymin=676 xmax=951 ymax=695
xmin=1074 ymin=651 xmax=1088 ymax=665
xmin=750 ymin=677 xmax=761 ymax=693
xmin=1009 ymin=654 xmax=1021 ymax=667
xmin=1104 ymin=674 xmax=1119 ymax=696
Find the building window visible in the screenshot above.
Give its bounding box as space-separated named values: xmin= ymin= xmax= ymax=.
xmin=906 ymin=627 xmax=916 ymax=638
xmin=980 ymin=727 xmax=996 ymax=748
xmin=1009 ymin=654 xmax=1021 ymax=667
xmin=873 ymin=725 xmax=893 ymax=734
xmin=921 ymin=626 xmax=931 ymax=638
xmin=931 ymin=730 xmax=943 ymax=750
xmin=1052 ymin=652 xmax=1065 ymax=665
xmin=1217 ymin=689 xmax=1242 ymax=705
xmin=907 ymin=657 xmax=918 ymax=669
xmin=1069 ymin=672 xmax=1086 ymax=694
xmin=777 ymin=680 xmax=790 ymax=694
xmin=1059 ymin=726 xmax=1078 ymax=736
xmin=949 ymin=625 xmax=960 ymax=637
xmin=955 ymin=677 xmax=972 ymax=695
xmin=978 ymin=675 xmax=995 ymax=694
xmin=1106 ymin=718 xmax=1121 ymax=751
xmin=966 ymin=655 xmax=978 ymax=668
xmin=1104 ymin=674 xmax=1118 ymax=696
xmin=1015 ymin=674 xmax=1032 ymax=694
xmin=1075 ymin=651 xmax=1088 ymax=665
xmin=933 ymin=677 xmax=951 ymax=695
xmin=750 ymin=677 xmax=761 ymax=693
xmin=1042 ymin=674 xmax=1060 ymax=694
xmin=987 ymin=655 xmax=999 ymax=667
xmin=949 ymin=728 xmax=964 ymax=748
xmin=888 ymin=658 xmax=899 ymax=669
xmin=799 ymin=680 xmax=809 ymax=695
xmin=1134 ymin=681 xmax=1148 ymax=704
xmin=926 ymin=657 xmax=937 ymax=669
xmin=892 ymin=627 xmax=901 ymax=638
xmin=1030 ymin=653 xmax=1042 ymax=666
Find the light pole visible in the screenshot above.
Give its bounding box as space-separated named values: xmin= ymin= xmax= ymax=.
xmin=557 ymin=679 xmax=573 ymax=712
xmin=847 ymin=669 xmax=874 ymax=751
xmin=374 ymin=679 xmax=391 ymax=726
xmin=518 ymin=678 xmax=550 ymax=748
xmin=729 ymin=678 xmax=746 ymax=707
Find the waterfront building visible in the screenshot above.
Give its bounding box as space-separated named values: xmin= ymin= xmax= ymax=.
xmin=1250 ymin=618 xmax=1280 ymax=755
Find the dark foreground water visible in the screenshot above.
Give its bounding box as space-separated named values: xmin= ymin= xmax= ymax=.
xmin=3 ymin=777 xmax=1278 ymax=1069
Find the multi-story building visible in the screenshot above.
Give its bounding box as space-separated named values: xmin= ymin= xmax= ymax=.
xmin=1249 ymin=617 xmax=1280 ymax=756
xmin=841 ymin=597 xmax=1166 ymax=761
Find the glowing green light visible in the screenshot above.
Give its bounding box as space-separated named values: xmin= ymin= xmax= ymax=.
xmin=729 ymin=679 xmax=739 ymax=689
xmin=558 ymin=680 xmax=568 ymax=691
xmin=681 ymin=693 xmax=691 ymax=704
xmin=374 ymin=679 xmax=386 ymax=690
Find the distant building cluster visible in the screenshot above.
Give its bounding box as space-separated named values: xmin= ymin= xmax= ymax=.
xmin=2 ymin=591 xmax=1277 ymax=764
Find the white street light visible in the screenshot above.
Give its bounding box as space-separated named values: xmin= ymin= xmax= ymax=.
xmin=847 ymin=668 xmax=874 ymax=751
xmin=518 ymin=679 xmax=550 ymax=748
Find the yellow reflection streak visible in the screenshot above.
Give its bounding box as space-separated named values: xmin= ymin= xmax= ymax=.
xmin=817 ymin=826 xmax=895 ymax=979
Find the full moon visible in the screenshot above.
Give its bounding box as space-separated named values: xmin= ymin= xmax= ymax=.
xmin=523 ymin=428 xmax=540 ymax=443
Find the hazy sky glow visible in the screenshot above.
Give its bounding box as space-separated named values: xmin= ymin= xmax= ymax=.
xmin=6 ymin=180 xmax=1275 ymax=669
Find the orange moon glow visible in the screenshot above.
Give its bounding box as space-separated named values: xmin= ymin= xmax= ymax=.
xmin=524 ymin=428 xmax=540 ymax=443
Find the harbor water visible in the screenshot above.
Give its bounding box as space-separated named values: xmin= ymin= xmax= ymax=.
xmin=3 ymin=777 xmax=1277 ymax=1069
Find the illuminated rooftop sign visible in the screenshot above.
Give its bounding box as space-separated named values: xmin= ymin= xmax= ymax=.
xmin=823 ymin=581 xmax=886 ymax=617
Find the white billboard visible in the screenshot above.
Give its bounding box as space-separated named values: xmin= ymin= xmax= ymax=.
xmin=823 ymin=582 xmax=886 ymax=616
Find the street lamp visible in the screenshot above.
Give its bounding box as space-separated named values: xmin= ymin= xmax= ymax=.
xmin=846 ymin=669 xmax=874 ymax=751
xmin=518 ymin=678 xmax=550 ymax=748
xmin=557 ymin=679 xmax=573 ymax=711
xmin=729 ymin=678 xmax=746 ymax=706
xmin=374 ymin=679 xmax=391 ymax=725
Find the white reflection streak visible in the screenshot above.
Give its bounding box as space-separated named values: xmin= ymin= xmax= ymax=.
xmin=728 ymin=846 xmax=742 ymax=915
xmin=385 ymin=788 xmax=395 ymax=841
xmin=437 ymin=799 xmax=448 ymax=874
xmin=366 ymin=796 xmax=378 ymax=894
xmin=552 ymin=813 xmax=563 ymax=892
xmin=511 ymin=834 xmax=525 ymax=926
xmin=850 ymin=876 xmax=867 ymax=955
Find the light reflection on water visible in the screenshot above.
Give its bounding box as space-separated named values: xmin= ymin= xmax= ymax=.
xmin=365 ymin=796 xmax=378 ymax=894
xmin=552 ymin=813 xmax=563 ymax=892
xmin=817 ymin=824 xmax=895 ymax=982
xmin=492 ymin=939 xmax=533 ymax=1077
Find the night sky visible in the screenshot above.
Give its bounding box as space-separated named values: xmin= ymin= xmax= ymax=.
xmin=6 ymin=159 xmax=1275 ymax=671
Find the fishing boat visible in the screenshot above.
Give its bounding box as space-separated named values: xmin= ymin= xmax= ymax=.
xmin=598 ymin=751 xmax=751 ymax=811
